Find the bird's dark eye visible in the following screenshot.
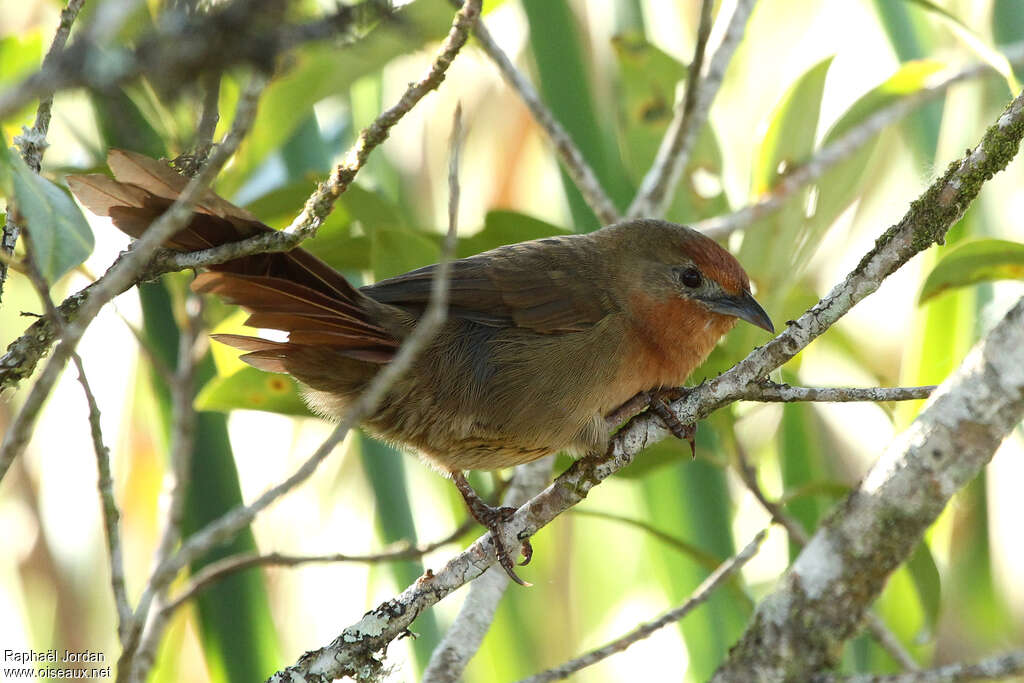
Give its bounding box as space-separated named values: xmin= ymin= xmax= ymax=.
xmin=678 ymin=267 xmax=702 ymax=288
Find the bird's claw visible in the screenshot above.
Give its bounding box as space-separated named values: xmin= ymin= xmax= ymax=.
xmin=452 ymin=472 xmax=532 ymax=586
xmin=646 ymin=390 xmax=697 ymax=458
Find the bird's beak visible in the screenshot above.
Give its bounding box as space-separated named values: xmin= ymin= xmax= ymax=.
xmin=706 ymin=290 xmax=774 ymax=333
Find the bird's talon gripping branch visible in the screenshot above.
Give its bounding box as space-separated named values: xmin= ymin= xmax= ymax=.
xmin=518 ymin=538 xmax=534 ymax=567
xmin=646 ymin=390 xmax=697 ymax=458
xmin=452 ymin=472 xmax=531 ymax=586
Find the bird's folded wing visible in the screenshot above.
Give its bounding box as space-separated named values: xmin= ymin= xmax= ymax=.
xmin=362 ymin=237 xmax=617 ymax=334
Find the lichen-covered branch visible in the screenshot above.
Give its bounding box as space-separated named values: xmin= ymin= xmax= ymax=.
xmin=271 ymin=87 xmax=1024 ymax=681
xmin=812 ymin=649 xmax=1024 ymax=683
xmin=711 ymin=295 xmax=1024 ymax=681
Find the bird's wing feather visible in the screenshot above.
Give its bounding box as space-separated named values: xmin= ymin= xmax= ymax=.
xmin=363 ymin=236 xmax=618 ymax=333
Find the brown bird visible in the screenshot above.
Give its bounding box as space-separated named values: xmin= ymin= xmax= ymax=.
xmin=68 ymin=150 xmax=773 ymax=585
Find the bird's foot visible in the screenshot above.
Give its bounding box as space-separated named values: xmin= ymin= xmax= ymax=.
xmin=646 ymin=389 xmax=697 ymax=458
xmin=451 ymin=472 xmax=532 ymax=586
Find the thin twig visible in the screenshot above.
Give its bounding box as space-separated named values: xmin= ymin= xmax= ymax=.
xmin=627 ymin=0 xmax=757 ymax=219
xmin=469 ymin=14 xmax=620 ymax=225
xmin=73 ymin=352 xmax=133 ymax=642
xmin=812 ymin=649 xmax=1024 ymax=683
xmin=18 ymin=233 xmax=133 ymax=650
xmin=162 ymin=517 xmax=476 ymax=618
xmin=0 ymin=0 xmax=87 ymax=302
xmin=516 ymin=530 xmax=768 ymax=683
xmin=736 ymin=382 xmax=936 ymax=403
xmin=695 ymin=53 xmax=1024 ymax=239
xmin=0 ymin=74 xmax=266 ymax=484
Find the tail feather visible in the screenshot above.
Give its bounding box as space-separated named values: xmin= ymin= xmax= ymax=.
xmin=68 ymin=149 xmax=401 ymax=369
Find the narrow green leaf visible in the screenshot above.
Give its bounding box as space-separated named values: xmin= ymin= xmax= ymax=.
xmin=907 ymin=540 xmax=942 ymax=635
xmin=195 ymin=367 xmax=314 ymax=417
xmin=88 ymin=87 xmax=166 ymax=158
xmin=918 ymin=238 xmax=1024 ymax=303
xmin=0 ymin=144 xmax=94 ymax=283
xmin=903 ymin=0 xmax=1020 ymax=93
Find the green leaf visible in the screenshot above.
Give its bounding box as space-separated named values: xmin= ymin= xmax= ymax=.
xmin=456 ymin=210 xmax=571 ymax=257
xmin=371 ymin=226 xmax=439 ymax=280
xmin=195 ymin=367 xmax=314 ymax=417
xmin=0 ymin=32 xmax=43 ymax=85
xmin=907 ymin=540 xmax=942 ymax=635
xmin=918 ymin=238 xmax=1024 ymax=303
xmin=903 ymin=0 xmax=1020 ymax=94
xmin=816 ymin=60 xmax=945 ymax=225
xmin=88 ymin=87 xmax=167 ymax=158
xmin=0 ymin=144 xmax=94 ymax=283
xmin=218 ymin=0 xmax=456 ymax=197
xmin=610 ymin=31 xmax=729 ymax=223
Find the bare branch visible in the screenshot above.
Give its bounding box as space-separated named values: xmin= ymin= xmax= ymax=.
xmin=737 ymin=381 xmax=936 ymax=403
xmin=516 ymin=530 xmax=767 ymax=683
xmin=469 ymin=15 xmax=621 ymax=224
xmin=627 ymin=0 xmax=757 ymax=219
xmin=0 ymin=0 xmax=86 ymax=302
xmin=72 ymin=352 xmax=133 ymax=642
xmin=812 ymin=649 xmax=1024 ymax=683
xmin=162 ymin=517 xmax=476 ymax=618
xmin=274 ymin=87 xmax=1024 ymax=679
xmin=0 ymin=74 xmax=267 ymax=484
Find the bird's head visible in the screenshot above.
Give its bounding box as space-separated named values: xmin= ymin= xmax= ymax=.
xmin=606 ymin=219 xmax=774 ymax=334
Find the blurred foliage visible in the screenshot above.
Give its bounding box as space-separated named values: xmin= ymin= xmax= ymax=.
xmin=2 ymin=1 xmax=1024 ymax=682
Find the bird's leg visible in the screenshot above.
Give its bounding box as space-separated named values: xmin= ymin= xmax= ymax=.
xmin=646 ymin=388 xmax=697 ymax=458
xmin=451 ymin=472 xmax=532 ymax=586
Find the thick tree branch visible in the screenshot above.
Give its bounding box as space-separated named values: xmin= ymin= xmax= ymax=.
xmin=271 ymin=88 xmax=1024 ymax=680
xmin=812 ymin=649 xmax=1024 ymax=683
xmin=711 ymin=294 xmax=1024 ymax=680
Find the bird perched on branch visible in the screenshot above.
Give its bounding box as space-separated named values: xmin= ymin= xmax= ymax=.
xmin=68 ymin=150 xmax=773 ymax=585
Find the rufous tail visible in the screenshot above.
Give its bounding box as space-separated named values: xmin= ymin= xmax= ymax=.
xmin=67 ymin=149 xmax=398 ymax=369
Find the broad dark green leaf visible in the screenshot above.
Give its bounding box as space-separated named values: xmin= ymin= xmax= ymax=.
xmin=0 ymin=144 xmax=94 ymax=283
xmin=371 ymin=226 xmax=439 ymax=280
xmin=456 ymin=209 xmax=570 ymax=257
xmin=88 ymin=87 xmax=166 ymax=158
xmin=195 ymin=366 xmax=314 ymax=417
xmin=918 ymin=238 xmax=1024 ymax=302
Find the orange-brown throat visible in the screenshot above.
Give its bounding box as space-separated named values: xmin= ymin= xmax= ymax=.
xmin=625 ymin=292 xmax=736 ymax=390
